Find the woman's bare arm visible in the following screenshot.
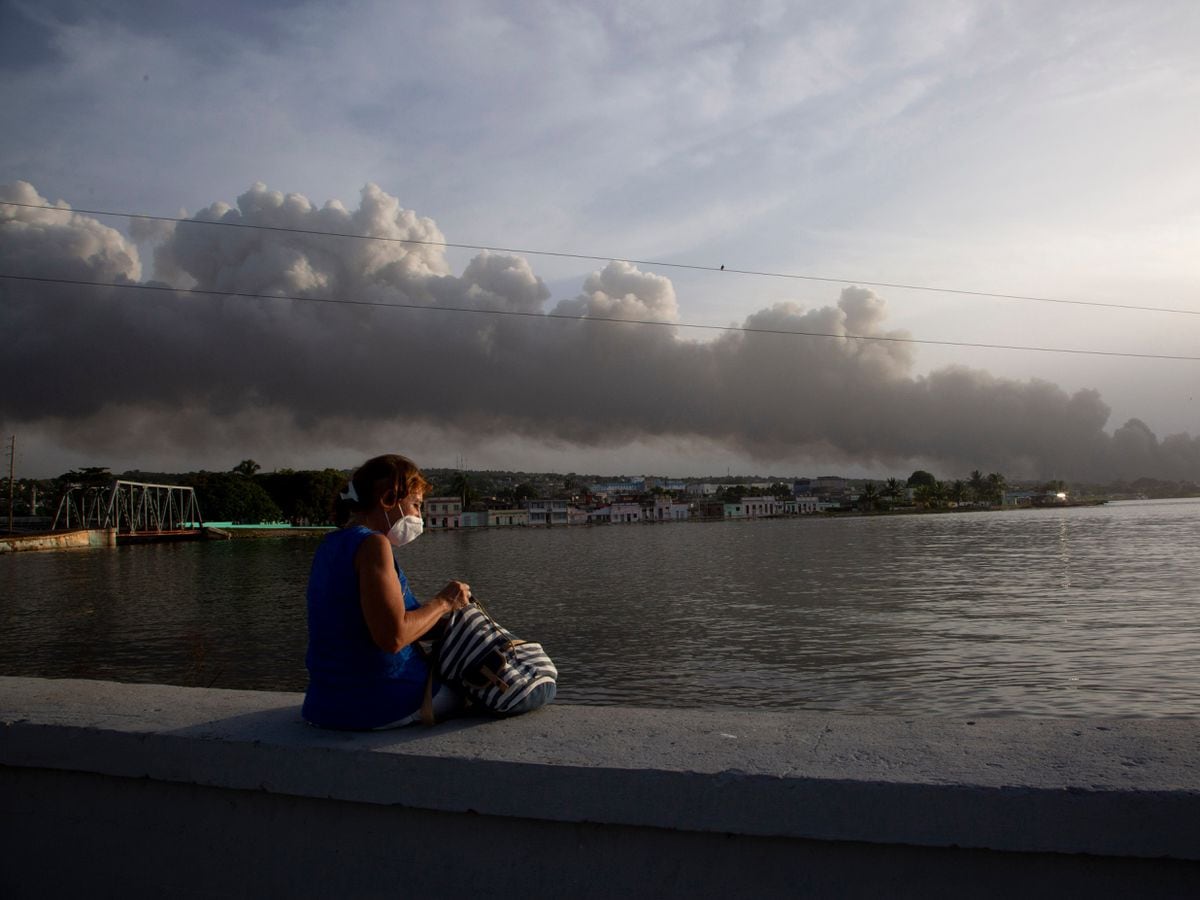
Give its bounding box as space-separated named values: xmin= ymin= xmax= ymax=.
xmin=356 ymin=533 xmax=470 ymax=652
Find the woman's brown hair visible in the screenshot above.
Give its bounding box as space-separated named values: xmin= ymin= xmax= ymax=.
xmin=333 ymin=454 xmax=431 ymax=524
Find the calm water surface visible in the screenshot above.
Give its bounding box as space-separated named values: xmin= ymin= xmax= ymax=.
xmin=2 ymin=499 xmax=1198 ymax=717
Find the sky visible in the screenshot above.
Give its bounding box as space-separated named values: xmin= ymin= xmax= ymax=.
xmin=2 ymin=0 xmax=1199 ymax=482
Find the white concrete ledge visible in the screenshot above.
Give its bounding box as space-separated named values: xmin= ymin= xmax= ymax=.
xmin=3 ymin=677 xmax=1200 ymax=897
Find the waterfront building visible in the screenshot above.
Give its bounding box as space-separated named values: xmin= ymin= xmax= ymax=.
xmin=1003 ymin=490 xmax=1066 ymax=507
xmin=610 ymin=501 xmax=642 ymax=524
xmin=794 ymin=496 xmax=823 ymax=514
xmin=567 ymin=506 xmax=589 ymax=526
xmin=646 ymin=496 xmax=690 ymax=521
xmin=487 ymin=508 xmax=529 ymax=527
xmin=745 ymin=497 xmax=779 ymax=517
xmin=725 ymin=497 xmax=783 ymax=519
xmin=460 ymin=511 xmax=487 ymax=528
xmin=423 ymin=497 xmax=462 ymax=529
xmin=525 ymin=499 xmax=569 ymax=526
xmin=587 ymin=505 xmax=612 ymax=524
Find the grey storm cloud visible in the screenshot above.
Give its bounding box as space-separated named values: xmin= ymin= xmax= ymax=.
xmin=3 ymin=179 xmax=1198 ymax=482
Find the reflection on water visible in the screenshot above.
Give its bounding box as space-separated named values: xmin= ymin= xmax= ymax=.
xmin=2 ymin=499 xmax=1199 ymax=717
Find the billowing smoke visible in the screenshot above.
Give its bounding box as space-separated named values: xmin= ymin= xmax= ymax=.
xmin=3 ymin=179 xmax=1198 ymax=482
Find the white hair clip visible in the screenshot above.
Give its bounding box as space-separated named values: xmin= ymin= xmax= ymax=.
xmin=339 ymin=482 xmax=360 ymax=502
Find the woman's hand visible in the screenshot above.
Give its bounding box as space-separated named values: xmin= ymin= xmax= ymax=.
xmin=434 ymin=580 xmax=472 ymax=613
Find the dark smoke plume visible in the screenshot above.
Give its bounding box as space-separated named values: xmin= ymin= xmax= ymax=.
xmin=3 ymin=180 xmax=1198 ymax=481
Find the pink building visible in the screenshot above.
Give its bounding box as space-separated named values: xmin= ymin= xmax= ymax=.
xmin=423 ymin=497 xmax=462 ymax=529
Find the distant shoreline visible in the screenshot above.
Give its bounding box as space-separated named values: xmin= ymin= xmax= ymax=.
xmin=216 ymin=499 xmax=1118 ymax=538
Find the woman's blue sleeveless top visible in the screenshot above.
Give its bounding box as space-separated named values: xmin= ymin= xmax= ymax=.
xmin=301 ymin=525 xmax=429 ymax=729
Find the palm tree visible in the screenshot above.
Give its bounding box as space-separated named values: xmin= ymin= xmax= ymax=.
xmin=914 ymin=481 xmax=944 ymax=509
xmin=883 ymin=477 xmax=903 ymax=506
xmin=232 ymin=459 xmax=261 ymax=477
xmin=949 ymin=479 xmax=967 ymax=506
xmin=968 ymin=469 xmax=986 ymax=503
xmin=449 ymin=471 xmax=477 ymax=507
xmin=859 ymin=481 xmax=879 ymax=512
xmin=986 ymin=472 xmax=1007 ymax=505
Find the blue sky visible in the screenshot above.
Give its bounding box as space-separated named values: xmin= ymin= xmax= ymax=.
xmin=2 ymin=0 xmax=1198 ymax=478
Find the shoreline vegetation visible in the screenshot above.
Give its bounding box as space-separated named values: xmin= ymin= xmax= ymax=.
xmin=2 ymin=459 xmax=1195 ymax=536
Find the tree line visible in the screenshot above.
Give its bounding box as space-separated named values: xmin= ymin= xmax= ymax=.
xmin=7 ymin=462 xmax=348 ymax=526
xmin=883 ymin=469 xmax=1015 ymax=510
xmin=6 ymin=463 xmax=1196 ymax=530
xmin=15 ymin=463 xmax=590 ymax=526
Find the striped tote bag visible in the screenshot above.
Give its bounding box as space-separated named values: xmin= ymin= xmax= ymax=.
xmin=427 ymin=598 xmax=557 ymax=718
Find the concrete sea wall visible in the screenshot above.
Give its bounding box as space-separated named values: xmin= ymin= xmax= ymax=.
xmin=2 ymin=677 xmax=1199 ymax=897
xmin=0 ymin=528 xmax=116 ymax=553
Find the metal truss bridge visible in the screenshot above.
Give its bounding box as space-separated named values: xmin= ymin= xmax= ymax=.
xmin=53 ymin=480 xmax=204 ymax=537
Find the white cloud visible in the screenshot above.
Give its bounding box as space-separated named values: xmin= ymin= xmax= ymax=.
xmin=3 ymin=2 xmax=1199 ymax=478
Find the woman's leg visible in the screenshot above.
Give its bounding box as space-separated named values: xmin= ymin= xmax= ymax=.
xmin=372 ymin=680 xmax=465 ymax=729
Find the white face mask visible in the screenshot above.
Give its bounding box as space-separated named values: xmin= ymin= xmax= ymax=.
xmin=384 ymin=510 xmax=424 ymax=548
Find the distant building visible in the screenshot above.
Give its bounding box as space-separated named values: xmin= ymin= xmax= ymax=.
xmin=644 ymin=477 xmax=687 ymax=492
xmin=590 ymin=480 xmax=645 ymax=496
xmin=794 ymin=496 xmax=822 ymax=514
xmin=487 ymin=508 xmax=528 ymax=527
xmin=587 ymin=505 xmax=612 ymax=524
xmin=525 ymin=499 xmax=568 ymax=526
xmin=646 ymin=496 xmax=689 ymax=521
xmin=814 ymin=476 xmax=847 ymax=498
xmin=1003 ymin=490 xmax=1066 ymax=507
xmin=423 ymin=497 xmax=462 ymax=529
xmin=723 ymin=497 xmax=783 ymax=518
xmin=743 ymin=497 xmax=781 ymax=518
xmin=610 ymin=501 xmax=642 ymax=524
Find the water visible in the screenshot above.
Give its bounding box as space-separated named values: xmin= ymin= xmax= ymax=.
xmin=2 ymin=499 xmax=1199 ymax=717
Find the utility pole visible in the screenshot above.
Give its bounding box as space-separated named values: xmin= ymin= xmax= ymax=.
xmin=6 ymin=435 xmax=13 ymax=534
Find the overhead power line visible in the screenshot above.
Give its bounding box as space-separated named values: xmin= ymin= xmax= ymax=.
xmin=2 ymin=199 xmax=1197 ymax=318
xmin=2 ymin=272 xmax=1197 ymax=362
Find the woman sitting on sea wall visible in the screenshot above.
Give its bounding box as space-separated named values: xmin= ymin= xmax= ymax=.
xmin=301 ymin=454 xmax=471 ymax=729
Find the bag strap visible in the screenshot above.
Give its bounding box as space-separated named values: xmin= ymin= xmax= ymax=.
xmin=415 ymin=596 xmax=467 ymax=727
xmin=415 ymin=594 xmax=521 ymax=724
xmin=420 ymin=667 xmax=437 ymax=726
xmin=469 ymin=593 xmax=490 ymax=619
xmin=468 ymin=595 xmax=522 ymax=652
